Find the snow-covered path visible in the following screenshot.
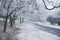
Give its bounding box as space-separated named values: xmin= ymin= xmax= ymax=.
xmin=31 ymin=22 xmax=60 ymax=37
xmin=13 ymin=22 xmax=60 ymax=40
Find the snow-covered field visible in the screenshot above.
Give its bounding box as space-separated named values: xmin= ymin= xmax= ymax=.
xmin=13 ymin=22 xmax=60 ymax=40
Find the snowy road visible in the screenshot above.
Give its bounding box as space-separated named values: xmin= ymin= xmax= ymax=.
xmin=31 ymin=22 xmax=60 ymax=37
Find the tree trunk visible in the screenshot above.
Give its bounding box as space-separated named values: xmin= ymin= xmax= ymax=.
xmin=10 ymin=21 xmax=13 ymax=27
xmin=3 ymin=13 xmax=8 ymax=32
xmin=9 ymin=15 xmax=13 ymax=27
xmin=20 ymin=18 xmax=21 ymax=24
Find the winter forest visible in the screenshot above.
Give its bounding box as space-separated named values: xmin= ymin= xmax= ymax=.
xmin=0 ymin=0 xmax=60 ymax=40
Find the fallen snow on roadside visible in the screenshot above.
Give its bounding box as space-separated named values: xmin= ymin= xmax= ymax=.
xmin=14 ymin=22 xmax=60 ymax=40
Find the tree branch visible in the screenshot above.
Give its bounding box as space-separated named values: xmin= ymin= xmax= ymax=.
xmin=42 ymin=0 xmax=60 ymax=10
xmin=8 ymin=6 xmax=25 ymax=17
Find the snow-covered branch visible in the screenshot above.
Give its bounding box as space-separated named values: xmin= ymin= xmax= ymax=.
xmin=42 ymin=0 xmax=60 ymax=10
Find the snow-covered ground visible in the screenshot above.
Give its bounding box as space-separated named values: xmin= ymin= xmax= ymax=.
xmin=0 ymin=18 xmax=60 ymax=40
xmin=12 ymin=22 xmax=60 ymax=40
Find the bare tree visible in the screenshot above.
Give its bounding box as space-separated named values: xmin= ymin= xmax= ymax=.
xmin=1 ymin=0 xmax=13 ymax=32
xmin=1 ymin=0 xmax=33 ymax=32
xmin=1 ymin=0 xmax=25 ymax=32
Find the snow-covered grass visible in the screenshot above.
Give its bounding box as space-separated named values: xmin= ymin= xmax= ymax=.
xmin=13 ymin=22 xmax=60 ymax=40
